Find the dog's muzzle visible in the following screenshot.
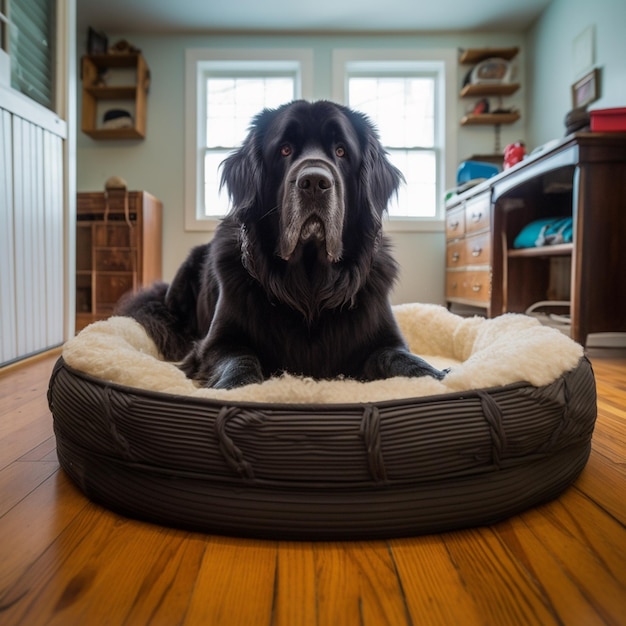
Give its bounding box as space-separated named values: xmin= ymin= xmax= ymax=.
xmin=279 ymin=157 xmax=345 ymax=262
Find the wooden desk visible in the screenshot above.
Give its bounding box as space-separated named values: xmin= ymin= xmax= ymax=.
xmin=445 ymin=133 xmax=626 ymax=346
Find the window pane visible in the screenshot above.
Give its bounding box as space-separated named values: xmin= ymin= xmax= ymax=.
xmin=206 ymin=77 xmax=294 ymax=148
xmin=9 ymin=0 xmax=56 ymax=110
xmin=204 ymin=150 xmax=230 ymax=216
xmin=349 ymin=77 xmax=434 ymax=147
xmin=348 ymin=74 xmax=438 ymax=218
xmin=204 ymin=75 xmax=295 ymax=216
xmin=387 ymin=149 xmax=436 ymax=218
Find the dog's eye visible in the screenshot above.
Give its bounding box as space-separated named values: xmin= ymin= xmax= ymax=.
xmin=280 ymin=144 xmax=292 ymax=157
xmin=335 ymin=146 xmax=346 ymax=158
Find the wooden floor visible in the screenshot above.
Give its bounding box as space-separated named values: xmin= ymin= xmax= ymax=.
xmin=0 ymin=351 xmax=625 ymax=626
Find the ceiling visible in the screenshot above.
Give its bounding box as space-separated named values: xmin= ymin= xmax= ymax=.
xmin=77 ymin=0 xmax=552 ymax=35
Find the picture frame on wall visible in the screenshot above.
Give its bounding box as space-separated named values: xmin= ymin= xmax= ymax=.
xmin=87 ymin=27 xmax=108 ymax=55
xmin=572 ymin=68 xmax=601 ymax=109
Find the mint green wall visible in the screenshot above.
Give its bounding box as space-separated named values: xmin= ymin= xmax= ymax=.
xmin=76 ymin=31 xmax=525 ymax=303
xmin=526 ymin=0 xmax=626 ymax=148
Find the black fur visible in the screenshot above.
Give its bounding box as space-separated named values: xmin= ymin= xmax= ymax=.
xmin=116 ymin=100 xmax=446 ymax=389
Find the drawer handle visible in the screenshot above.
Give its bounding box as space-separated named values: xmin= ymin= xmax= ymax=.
xmin=471 ymin=247 xmax=483 ymax=257
xmin=472 ymin=284 xmax=482 ymax=292
xmin=452 ymin=252 xmax=460 ymax=262
xmin=449 ymin=220 xmax=459 ymax=230
xmin=471 ymin=212 xmax=482 ymax=223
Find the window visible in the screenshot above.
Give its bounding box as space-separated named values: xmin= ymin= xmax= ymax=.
xmin=334 ymin=50 xmax=457 ymax=226
xmin=1 ymin=0 xmax=56 ymax=110
xmin=185 ymin=49 xmax=313 ymax=231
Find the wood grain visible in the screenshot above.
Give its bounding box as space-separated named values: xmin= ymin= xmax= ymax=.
xmin=0 ymin=351 xmax=625 ymax=626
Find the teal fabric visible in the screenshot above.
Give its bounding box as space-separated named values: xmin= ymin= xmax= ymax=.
xmin=513 ymin=217 xmax=573 ymax=249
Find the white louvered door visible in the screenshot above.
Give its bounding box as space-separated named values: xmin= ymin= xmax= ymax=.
xmin=0 ymin=109 xmax=65 ymax=364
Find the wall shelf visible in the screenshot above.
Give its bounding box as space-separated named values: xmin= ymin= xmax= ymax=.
xmin=461 ymin=112 xmax=520 ymax=126
xmin=507 ymin=243 xmax=573 ymax=258
xmin=460 ymin=83 xmax=520 ymax=98
xmin=81 ymin=53 xmax=150 ymax=140
xmin=459 ymin=47 xmax=519 ymax=64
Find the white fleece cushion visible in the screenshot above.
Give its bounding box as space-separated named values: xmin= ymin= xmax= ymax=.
xmin=62 ymin=303 xmax=584 ymax=404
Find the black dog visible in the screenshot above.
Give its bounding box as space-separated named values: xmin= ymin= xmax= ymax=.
xmin=117 ymin=100 xmax=446 ymax=389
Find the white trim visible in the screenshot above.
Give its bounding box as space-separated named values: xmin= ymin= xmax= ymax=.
xmin=0 ymin=84 xmax=67 ymax=138
xmin=58 ymin=0 xmax=76 ymax=339
xmin=332 ymin=48 xmax=457 ymax=225
xmin=184 ymin=48 xmax=314 ymax=232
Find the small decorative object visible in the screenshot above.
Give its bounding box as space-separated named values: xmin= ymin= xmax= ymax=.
xmin=87 ymin=27 xmax=108 ymax=55
xmin=102 ymin=109 xmax=133 ymax=129
xmin=564 ymin=107 xmax=590 ymax=134
xmin=572 ymin=68 xmax=600 ymax=109
xmin=105 ymin=176 xmax=128 ymax=191
xmin=108 ymin=39 xmax=141 ymax=55
xmin=467 ymin=57 xmax=516 ymax=85
xmin=472 ymin=98 xmax=490 ymax=115
xmin=503 ymin=141 xmax=525 ymax=169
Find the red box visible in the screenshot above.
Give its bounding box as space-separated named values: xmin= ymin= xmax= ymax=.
xmin=590 ymin=107 xmax=626 ymax=132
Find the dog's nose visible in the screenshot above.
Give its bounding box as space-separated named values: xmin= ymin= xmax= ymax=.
xmin=296 ymin=166 xmax=333 ymax=195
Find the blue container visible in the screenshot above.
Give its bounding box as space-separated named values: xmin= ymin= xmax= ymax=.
xmin=456 ymin=160 xmax=500 ymax=185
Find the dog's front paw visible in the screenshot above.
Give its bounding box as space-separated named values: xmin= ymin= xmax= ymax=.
xmin=403 ymin=355 xmax=448 ymax=380
xmin=210 ymin=355 xmax=264 ymax=389
xmin=366 ymin=348 xmax=448 ymax=381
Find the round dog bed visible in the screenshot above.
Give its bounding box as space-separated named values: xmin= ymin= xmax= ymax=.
xmin=48 ymin=304 xmax=597 ymax=540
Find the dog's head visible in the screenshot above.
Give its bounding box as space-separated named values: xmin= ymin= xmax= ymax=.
xmin=220 ymin=100 xmax=402 ymax=265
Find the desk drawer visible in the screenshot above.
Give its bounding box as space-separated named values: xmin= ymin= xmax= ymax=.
xmin=95 ymin=249 xmax=135 ymax=272
xmin=446 ymin=241 xmax=466 ymax=267
xmin=95 ymin=275 xmax=135 ymax=313
xmin=465 ymin=194 xmax=490 ymax=234
xmin=446 ymin=270 xmax=491 ymax=304
xmin=465 ymin=232 xmax=491 ymax=265
xmin=446 ymin=207 xmax=465 ymax=240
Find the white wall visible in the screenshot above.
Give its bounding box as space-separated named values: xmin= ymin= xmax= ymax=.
xmin=76 ymin=31 xmax=526 ymax=305
xmin=526 ymin=0 xmax=626 ymax=149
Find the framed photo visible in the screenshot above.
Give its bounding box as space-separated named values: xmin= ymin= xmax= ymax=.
xmin=572 ymin=68 xmax=600 ymax=109
xmin=87 ymin=27 xmax=108 ymax=55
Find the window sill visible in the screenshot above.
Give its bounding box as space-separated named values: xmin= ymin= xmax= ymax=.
xmin=383 ymin=218 xmax=445 ymax=233
xmin=186 ymin=216 xmax=445 ymax=234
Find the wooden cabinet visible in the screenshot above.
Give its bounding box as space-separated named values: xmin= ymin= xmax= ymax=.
xmin=459 ymin=47 xmax=520 ymax=128
xmin=445 ymin=188 xmax=492 ymax=307
xmin=81 ymin=53 xmax=150 ymax=139
xmin=445 ymin=132 xmax=626 ymax=346
xmin=76 ymin=191 xmax=162 ymax=332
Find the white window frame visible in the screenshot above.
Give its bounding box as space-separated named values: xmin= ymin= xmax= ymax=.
xmin=184 ymin=48 xmax=314 ymax=232
xmin=332 ymin=49 xmax=457 ymax=232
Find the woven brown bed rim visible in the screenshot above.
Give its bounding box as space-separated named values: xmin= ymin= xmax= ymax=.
xmin=48 ymin=355 xmax=597 ymax=540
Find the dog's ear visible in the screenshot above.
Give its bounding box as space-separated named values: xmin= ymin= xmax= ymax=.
xmin=345 ymin=108 xmax=403 ymax=220
xmin=361 ymin=132 xmax=404 ymax=219
xmin=220 ymin=124 xmax=265 ymax=217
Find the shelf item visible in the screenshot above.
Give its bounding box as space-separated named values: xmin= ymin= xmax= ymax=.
xmin=81 ymin=53 xmax=150 ymax=140
xmin=459 ymin=47 xmax=519 ymax=65
xmin=461 ymin=112 xmax=520 ymax=126
xmin=76 ymin=191 xmax=162 ymax=332
xmin=445 ymin=133 xmax=626 ymax=347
